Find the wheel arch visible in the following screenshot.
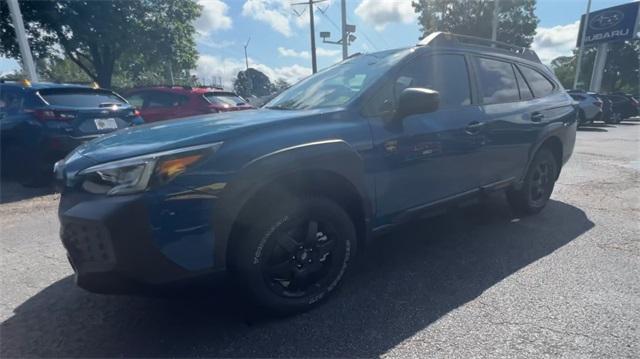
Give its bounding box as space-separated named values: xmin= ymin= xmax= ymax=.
xmin=539 ymin=136 xmax=563 ymax=180
xmin=213 ymin=140 xmax=373 ymax=270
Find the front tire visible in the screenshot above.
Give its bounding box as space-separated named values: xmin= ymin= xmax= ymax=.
xmin=231 ymin=196 xmax=357 ymax=315
xmin=507 ymin=148 xmax=558 ymax=215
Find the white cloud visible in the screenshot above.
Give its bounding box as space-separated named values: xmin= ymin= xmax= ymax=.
xmin=278 ymin=47 xmax=310 ymax=58
xmin=195 ymin=0 xmax=232 ymax=35
xmin=277 ymin=46 xmax=340 ymax=59
xmin=355 ymin=0 xmax=416 ymax=31
xmin=531 ymin=21 xmax=580 ymax=64
xmin=242 ymin=0 xmax=293 ymax=37
xmin=242 ymin=0 xmax=331 ymax=37
xmin=194 ymin=54 xmax=311 ymax=89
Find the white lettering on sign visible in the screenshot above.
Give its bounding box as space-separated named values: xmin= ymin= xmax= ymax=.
xmin=586 ymin=29 xmax=630 ymax=42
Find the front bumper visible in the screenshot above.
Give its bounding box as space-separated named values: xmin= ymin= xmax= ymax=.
xmin=59 ymin=191 xmax=224 ymax=294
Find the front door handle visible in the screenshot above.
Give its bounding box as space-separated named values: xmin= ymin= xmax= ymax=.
xmin=531 ymin=112 xmax=544 ymax=122
xmin=465 ymin=121 xmax=485 ymax=135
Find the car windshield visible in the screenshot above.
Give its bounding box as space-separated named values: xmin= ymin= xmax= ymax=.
xmin=265 ymin=48 xmax=412 ymax=110
xmin=203 ymin=92 xmax=247 ymax=106
xmin=39 ymin=88 xmax=126 ymax=107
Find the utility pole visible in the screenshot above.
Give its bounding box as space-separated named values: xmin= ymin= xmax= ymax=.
xmin=309 ymin=0 xmax=318 ymax=73
xmin=6 ymin=0 xmax=38 ymax=81
xmin=244 ymin=37 xmax=251 ymax=70
xmin=293 ymin=0 xmax=327 ymax=73
xmin=318 ymin=0 xmax=354 ymax=60
xmin=491 ymin=0 xmax=499 ymax=42
xmin=574 ymin=0 xmax=592 ymax=89
xmin=340 ymin=0 xmax=347 ymax=60
xmin=589 ymin=42 xmax=609 ymax=92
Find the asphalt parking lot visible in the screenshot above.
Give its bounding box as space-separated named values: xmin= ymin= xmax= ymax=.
xmin=1 ymin=119 xmax=639 ymax=358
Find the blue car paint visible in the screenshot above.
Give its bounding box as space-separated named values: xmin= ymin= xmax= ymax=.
xmin=0 ymin=82 xmax=143 ymax=178
xmin=58 ymin=45 xmax=577 ymax=276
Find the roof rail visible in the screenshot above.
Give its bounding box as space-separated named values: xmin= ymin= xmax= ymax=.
xmin=419 ymin=32 xmax=541 ymax=63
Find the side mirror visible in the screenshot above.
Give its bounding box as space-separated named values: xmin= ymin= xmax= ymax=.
xmin=395 ymin=87 xmax=440 ymax=120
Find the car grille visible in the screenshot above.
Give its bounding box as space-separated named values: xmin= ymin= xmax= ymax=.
xmin=61 ymin=222 xmax=116 ymax=266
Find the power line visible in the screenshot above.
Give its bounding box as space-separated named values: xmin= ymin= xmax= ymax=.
xmin=317 ymin=2 xmax=377 ymax=54
xmin=292 ymin=0 xmax=328 ymax=73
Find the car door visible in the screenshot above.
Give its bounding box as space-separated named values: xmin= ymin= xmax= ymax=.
xmin=366 ymin=52 xmax=488 ymax=218
xmin=470 ymin=56 xmax=536 ymax=184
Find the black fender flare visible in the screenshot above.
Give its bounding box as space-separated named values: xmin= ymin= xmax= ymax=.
xmin=212 ymin=139 xmax=373 ymax=269
xmin=516 ymin=122 xmax=566 ymax=188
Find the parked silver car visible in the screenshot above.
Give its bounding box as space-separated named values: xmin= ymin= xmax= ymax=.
xmin=568 ymin=90 xmax=602 ymax=125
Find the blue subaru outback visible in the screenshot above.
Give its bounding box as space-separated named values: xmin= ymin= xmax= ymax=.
xmin=55 ymin=33 xmax=577 ymax=314
xmin=0 ymin=81 xmax=143 ymax=186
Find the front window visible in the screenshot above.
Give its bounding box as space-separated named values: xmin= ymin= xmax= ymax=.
xmin=265 ymin=48 xmax=413 ymax=110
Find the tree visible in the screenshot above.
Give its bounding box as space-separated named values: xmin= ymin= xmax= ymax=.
xmin=0 ymin=0 xmax=201 ymax=88
xmin=233 ymin=68 xmax=274 ymax=98
xmin=412 ymin=0 xmax=539 ymax=47
xmin=550 ymin=41 xmax=638 ymax=94
xmin=273 ymin=79 xmax=291 ymax=92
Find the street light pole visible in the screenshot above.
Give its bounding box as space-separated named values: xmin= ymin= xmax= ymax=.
xmin=491 ymin=0 xmax=500 ymax=42
xmin=574 ymin=0 xmax=592 ymax=89
xmin=6 ymin=0 xmax=38 ymax=81
xmin=244 ymin=37 xmax=251 ymax=70
xmin=341 ymin=0 xmax=348 ymax=60
xmin=309 ymin=0 xmax=318 ymax=73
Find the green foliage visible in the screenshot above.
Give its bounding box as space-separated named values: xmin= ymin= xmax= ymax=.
xmin=0 ymin=0 xmax=201 ymax=88
xmin=412 ymin=0 xmax=539 ymax=47
xmin=273 ymin=79 xmax=291 ymax=92
xmin=234 ymin=68 xmax=275 ymax=98
xmin=550 ymin=42 xmax=639 ymax=94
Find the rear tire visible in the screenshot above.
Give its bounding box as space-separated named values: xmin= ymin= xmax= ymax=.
xmin=231 ymin=195 xmax=357 ymax=315
xmin=507 ymin=148 xmax=558 ymax=215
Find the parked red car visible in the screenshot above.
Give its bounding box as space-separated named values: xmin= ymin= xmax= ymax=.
xmin=124 ymin=86 xmax=253 ymax=123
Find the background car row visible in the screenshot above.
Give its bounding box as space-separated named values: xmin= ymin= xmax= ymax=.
xmin=0 ymin=80 xmax=252 ymax=186
xmin=568 ymin=89 xmax=639 ymax=126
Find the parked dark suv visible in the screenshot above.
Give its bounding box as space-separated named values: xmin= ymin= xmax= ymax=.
xmin=55 ymin=33 xmax=577 ymax=314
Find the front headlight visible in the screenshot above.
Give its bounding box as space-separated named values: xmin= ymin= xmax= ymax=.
xmin=79 ymin=142 xmax=222 ymax=195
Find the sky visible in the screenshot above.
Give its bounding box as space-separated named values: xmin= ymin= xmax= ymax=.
xmin=0 ymin=0 xmax=635 ymax=87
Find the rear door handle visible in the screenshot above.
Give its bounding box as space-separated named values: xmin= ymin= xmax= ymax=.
xmin=465 ymin=121 xmax=485 ymax=135
xmin=531 ymin=112 xmax=544 ymax=122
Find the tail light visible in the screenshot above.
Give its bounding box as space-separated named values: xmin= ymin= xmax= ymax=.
xmin=29 ymin=109 xmax=76 ymax=122
xmin=133 ymin=109 xmax=141 ymax=117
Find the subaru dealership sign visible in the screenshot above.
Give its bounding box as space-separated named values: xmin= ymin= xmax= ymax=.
xmin=576 ymin=1 xmax=640 ymax=46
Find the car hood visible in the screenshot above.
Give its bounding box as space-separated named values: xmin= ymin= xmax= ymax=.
xmin=69 ymin=108 xmax=326 ymax=165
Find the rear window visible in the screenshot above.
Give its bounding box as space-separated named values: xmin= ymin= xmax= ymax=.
xmin=474 ymin=57 xmax=520 ymax=104
xmin=204 ymin=92 xmax=247 ymax=106
xmin=39 ymin=89 xmax=126 ymax=107
xmin=514 ymin=67 xmax=534 ymax=100
xmin=518 ymin=66 xmax=555 ymax=98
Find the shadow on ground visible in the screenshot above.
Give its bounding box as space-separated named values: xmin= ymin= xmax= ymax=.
xmin=577 ymin=126 xmax=608 ymax=132
xmin=0 ymin=178 xmax=54 ymax=204
xmin=0 ymin=195 xmax=594 ymax=357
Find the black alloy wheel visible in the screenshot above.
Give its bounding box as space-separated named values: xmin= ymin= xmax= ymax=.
xmin=232 ymin=196 xmax=356 ymax=314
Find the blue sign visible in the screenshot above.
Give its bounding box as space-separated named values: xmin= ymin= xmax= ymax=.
xmin=576 ymin=1 xmax=640 ymax=46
